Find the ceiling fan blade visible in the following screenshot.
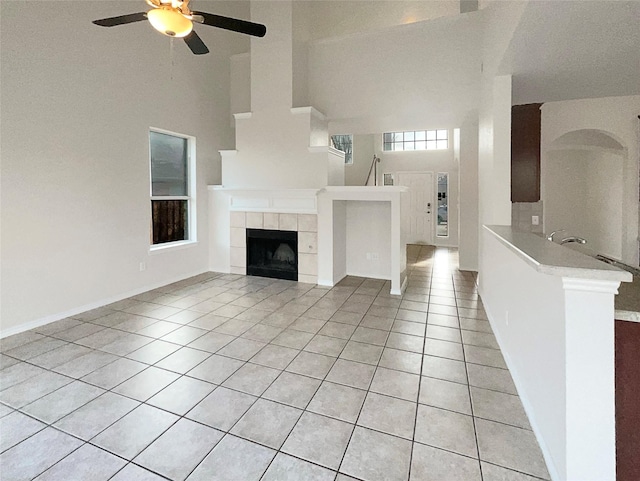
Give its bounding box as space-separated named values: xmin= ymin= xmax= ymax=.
xmin=93 ymin=12 xmax=147 ymax=27
xmin=193 ymin=12 xmax=266 ymax=37
xmin=184 ymin=31 xmax=209 ymax=55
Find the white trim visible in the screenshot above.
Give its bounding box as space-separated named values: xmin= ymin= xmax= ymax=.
xmin=308 ymin=146 xmax=347 ymax=161
xmin=290 ymin=106 xmax=326 ymax=120
xmin=149 ymin=240 xmax=198 ymax=254
xmin=151 ymin=196 xmax=189 ymax=201
xmin=382 ymin=129 xmax=450 ymax=152
xmin=149 ymin=128 xmax=197 ymax=245
xmin=546 ymin=144 xmax=626 ymax=156
xmin=0 ymin=268 xmax=209 ymax=339
xmin=233 ymin=112 xmax=252 ymax=120
xmin=188 ymin=136 xmax=197 ymax=242
xmin=224 ymin=189 xmax=320 ymax=214
xmin=392 ymin=275 xmax=408 ymax=296
xmin=561 ymin=277 xmax=621 ymax=295
xmin=435 ymin=171 xmax=450 ymax=239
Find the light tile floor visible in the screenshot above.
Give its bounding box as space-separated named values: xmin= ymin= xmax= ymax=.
xmin=0 ymin=245 xmax=550 ymax=481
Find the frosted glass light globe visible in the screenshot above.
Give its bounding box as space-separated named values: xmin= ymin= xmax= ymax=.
xmin=147 ymin=8 xmax=193 ymax=38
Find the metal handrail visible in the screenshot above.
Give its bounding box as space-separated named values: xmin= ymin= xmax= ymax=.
xmin=365 ymin=155 xmax=380 ymax=186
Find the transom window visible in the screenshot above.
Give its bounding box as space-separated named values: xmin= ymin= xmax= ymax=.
xmin=331 ymin=134 xmax=353 ymax=164
xmin=150 ymin=129 xmax=196 ymax=246
xmin=383 ymin=130 xmax=448 ymax=151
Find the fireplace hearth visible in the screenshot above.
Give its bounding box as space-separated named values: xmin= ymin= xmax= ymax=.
xmin=246 ymin=229 xmax=298 ymax=281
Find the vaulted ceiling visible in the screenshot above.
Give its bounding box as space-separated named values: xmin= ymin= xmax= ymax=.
xmin=499 ymin=0 xmax=640 ymax=104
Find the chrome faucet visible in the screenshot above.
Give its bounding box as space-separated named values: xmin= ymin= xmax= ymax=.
xmin=560 ymin=236 xmax=587 ymax=245
xmin=546 ymin=230 xmax=566 ymax=242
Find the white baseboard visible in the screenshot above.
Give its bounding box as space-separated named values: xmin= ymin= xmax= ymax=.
xmin=0 ymin=269 xmax=209 ymax=339
xmin=391 ymin=275 xmax=408 ymax=296
xmin=344 ymin=271 xmax=391 ymax=281
xmin=480 ymin=286 xmax=561 ymax=481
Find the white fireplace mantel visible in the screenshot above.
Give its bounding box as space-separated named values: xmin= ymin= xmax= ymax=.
xmin=208 ymin=185 xmax=409 ymax=295
xmin=211 ymin=186 xmax=320 ymax=214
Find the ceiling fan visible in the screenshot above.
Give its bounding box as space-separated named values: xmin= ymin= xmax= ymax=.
xmin=92 ymin=0 xmax=266 ymax=55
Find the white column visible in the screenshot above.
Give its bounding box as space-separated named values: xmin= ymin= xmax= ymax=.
xmin=390 ymin=192 xmax=403 ymax=295
xmin=562 ymin=277 xmax=620 ymax=481
xmin=316 ymin=193 xmax=334 ymax=287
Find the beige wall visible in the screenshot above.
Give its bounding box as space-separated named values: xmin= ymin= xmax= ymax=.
xmin=0 ymin=1 xmax=241 ymax=333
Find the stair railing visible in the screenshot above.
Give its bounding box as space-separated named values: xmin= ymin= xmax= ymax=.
xmin=365 ymin=155 xmax=381 ymax=186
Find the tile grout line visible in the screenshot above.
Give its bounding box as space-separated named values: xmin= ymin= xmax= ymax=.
xmin=1 ymin=249 xmax=535 ymax=481
xmin=455 ymin=259 xmax=485 ymax=481
xmin=407 ymin=244 xmax=434 ymax=481
xmin=261 ymin=276 xmax=379 ymax=480
xmin=171 ymin=277 xmax=362 ymax=481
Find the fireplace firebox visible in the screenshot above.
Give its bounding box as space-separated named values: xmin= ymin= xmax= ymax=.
xmin=246 ymin=229 xmax=298 ymax=281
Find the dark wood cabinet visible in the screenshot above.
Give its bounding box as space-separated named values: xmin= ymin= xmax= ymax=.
xmin=511 ymin=103 xmax=542 ymax=202
xmin=615 ymin=319 xmax=640 ymax=481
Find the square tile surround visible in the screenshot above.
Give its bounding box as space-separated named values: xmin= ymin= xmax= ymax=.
xmin=230 ymin=211 xmax=318 ymax=284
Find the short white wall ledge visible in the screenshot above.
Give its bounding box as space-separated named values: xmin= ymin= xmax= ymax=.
xmin=479 ymin=225 xmax=630 ymax=481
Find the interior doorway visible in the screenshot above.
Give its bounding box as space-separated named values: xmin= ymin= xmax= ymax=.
xmin=397 ymin=171 xmax=434 ymax=245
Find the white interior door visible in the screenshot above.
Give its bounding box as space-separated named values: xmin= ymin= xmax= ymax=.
xmin=397 ymin=172 xmax=434 ymax=245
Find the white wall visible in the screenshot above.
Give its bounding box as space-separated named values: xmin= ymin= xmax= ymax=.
xmin=545 ymin=150 xmax=625 ymax=259
xmin=0 ymin=1 xmax=239 ymax=334
xmin=345 ymin=134 xmax=375 ymax=187
xmin=224 ymin=2 xmax=345 ymax=190
xmin=346 ymin=201 xmax=392 ymax=279
xmin=478 ymin=74 xmax=513 ymax=228
xmin=476 ymin=0 xmax=528 ymax=235
xmin=376 ymin=147 xmax=460 ymax=248
xmin=480 ymin=229 xmax=566 ymax=480
xmin=585 ymin=152 xmax=623 ymax=259
xmin=250 ymin=0 xmax=292 ymax=112
xmin=343 ymin=131 xmax=466 ymax=250
xmin=459 ymin=114 xmax=480 ymax=270
xmin=332 ymin=201 xmax=348 ymax=283
xmin=544 ymin=151 xmax=589 ymax=241
xmin=230 ymin=6 xmax=483 ymax=260
xmin=541 ymin=96 xmax=640 ymax=266
xmin=308 ymin=11 xmax=482 ymax=135
xmin=292 ymin=0 xmax=311 ymax=108
xmin=306 ymin=0 xmax=461 ymax=40
xmin=546 ymin=149 xmax=624 ymax=259
xmin=230 ymin=53 xmax=251 ymax=118
xmin=223 ymin=108 xmax=343 ymax=189
xmin=208 ymin=188 xmax=233 ymax=274
xmin=480 ymin=226 xmax=622 ymax=481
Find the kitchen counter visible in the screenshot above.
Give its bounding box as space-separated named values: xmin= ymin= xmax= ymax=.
xmin=484 ymin=225 xmax=633 ymax=282
xmin=484 ymin=225 xmax=637 ymax=322
xmin=615 ymin=274 xmax=640 ymax=322
xmin=554 ymin=241 xmax=639 ymax=322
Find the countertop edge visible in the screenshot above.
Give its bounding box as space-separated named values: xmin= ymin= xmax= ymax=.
xmin=484 ymin=225 xmax=633 ymax=283
xmin=615 ymin=310 xmax=640 ymax=323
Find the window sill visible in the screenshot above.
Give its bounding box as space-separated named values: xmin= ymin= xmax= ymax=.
xmin=149 ymin=240 xmax=198 ymax=255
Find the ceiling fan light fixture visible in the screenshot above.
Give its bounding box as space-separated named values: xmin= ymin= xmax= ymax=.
xmin=147 ymin=8 xmax=192 ymax=37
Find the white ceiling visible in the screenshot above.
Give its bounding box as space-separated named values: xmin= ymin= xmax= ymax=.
xmin=499 ymin=0 xmax=640 ymax=104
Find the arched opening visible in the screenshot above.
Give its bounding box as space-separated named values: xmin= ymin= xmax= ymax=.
xmin=545 ymin=129 xmax=626 ymax=259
